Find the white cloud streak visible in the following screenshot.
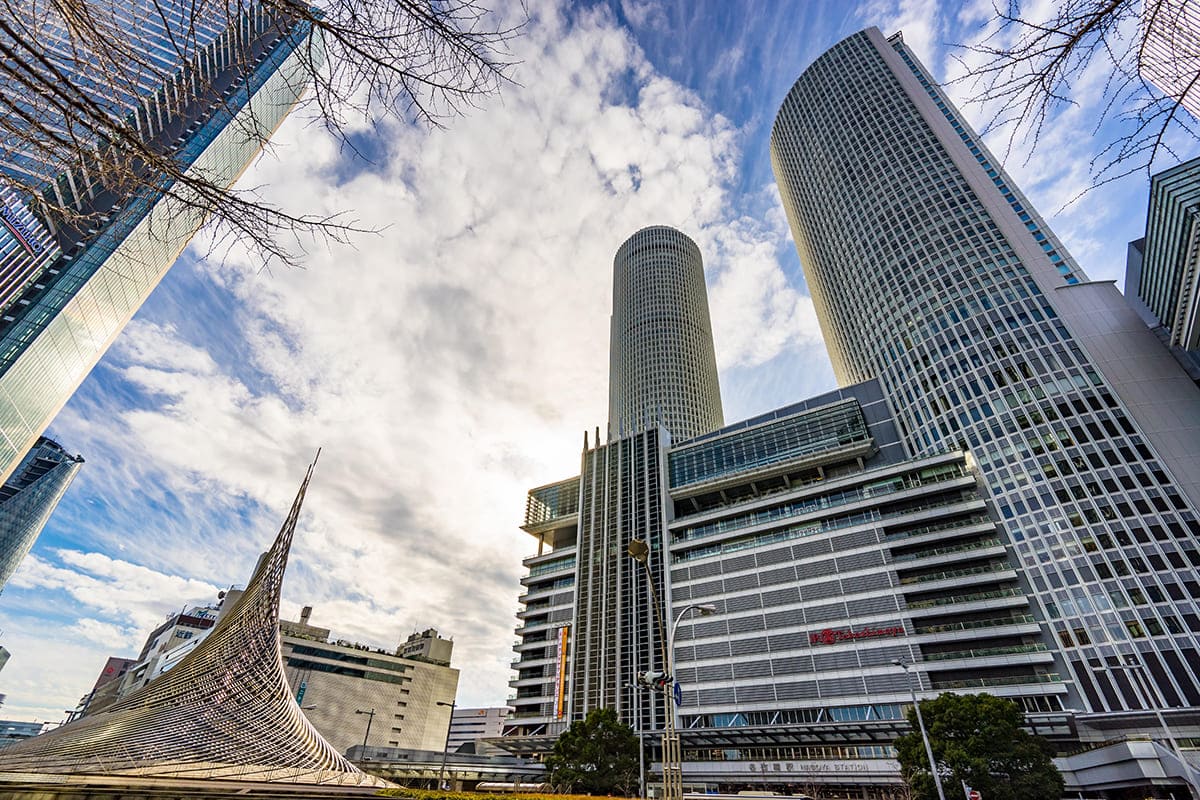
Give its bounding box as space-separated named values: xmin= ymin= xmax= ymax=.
xmin=8 ymin=0 xmax=822 ymax=717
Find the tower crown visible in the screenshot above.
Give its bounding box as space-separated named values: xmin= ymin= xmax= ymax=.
xmin=607 ymin=225 xmax=723 ymax=443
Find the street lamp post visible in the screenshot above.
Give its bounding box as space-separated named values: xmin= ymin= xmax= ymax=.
xmin=893 ymin=660 xmax=946 ymax=800
xmin=436 ymin=699 xmax=456 ymax=791
xmin=354 ymin=708 xmax=376 ymax=750
xmin=628 ymin=539 xmax=714 ymax=800
xmin=667 ymin=603 xmax=718 ymax=728
xmin=625 ymin=680 xmax=647 ymax=799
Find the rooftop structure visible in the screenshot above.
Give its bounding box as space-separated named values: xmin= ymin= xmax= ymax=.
xmin=398 ymin=627 xmax=454 ymax=667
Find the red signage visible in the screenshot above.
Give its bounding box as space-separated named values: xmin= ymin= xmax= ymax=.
xmin=809 ymin=625 xmax=904 ymax=645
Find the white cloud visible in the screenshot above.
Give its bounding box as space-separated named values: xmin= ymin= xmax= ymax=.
xmin=620 ymin=0 xmax=669 ymax=31
xmin=114 ymin=321 xmax=218 ymax=376
xmin=10 ymin=0 xmax=825 ymax=717
xmin=857 ymin=0 xmax=944 ymax=61
xmin=0 ymin=551 xmax=221 ymax=720
xmin=9 ymin=552 xmax=221 ymax=631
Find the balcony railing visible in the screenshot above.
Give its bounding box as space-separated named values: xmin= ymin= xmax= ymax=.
xmin=923 ymin=643 xmax=1049 ymax=662
xmin=892 ymin=537 xmax=1004 ymax=563
xmin=905 ymin=587 xmax=1025 ymax=610
xmin=933 ymin=673 xmax=1061 ymax=689
xmin=915 ymin=614 xmax=1036 ymax=634
xmin=883 ymin=514 xmax=993 ymax=541
xmin=677 ymin=494 xmax=985 ymax=564
xmin=677 ymin=467 xmax=974 ymax=542
xmin=899 ymin=562 xmax=1012 ymax=585
xmin=525 ymin=558 xmax=576 ymax=578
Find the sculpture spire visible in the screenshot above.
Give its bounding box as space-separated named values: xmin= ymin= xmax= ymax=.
xmin=0 ymin=455 xmax=386 ymax=786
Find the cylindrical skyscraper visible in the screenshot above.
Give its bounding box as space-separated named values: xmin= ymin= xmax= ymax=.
xmin=772 ymin=28 xmax=1200 ymax=720
xmin=607 ymin=226 xmax=724 ymax=443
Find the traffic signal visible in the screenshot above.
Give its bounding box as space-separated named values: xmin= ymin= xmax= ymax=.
xmin=637 ymin=670 xmax=670 ymax=688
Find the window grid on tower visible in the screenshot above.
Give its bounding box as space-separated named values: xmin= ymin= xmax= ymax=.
xmin=770 ymin=28 xmax=1200 ymax=715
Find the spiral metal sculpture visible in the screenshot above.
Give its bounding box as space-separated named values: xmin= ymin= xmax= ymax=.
xmin=0 ymin=457 xmax=389 ymax=786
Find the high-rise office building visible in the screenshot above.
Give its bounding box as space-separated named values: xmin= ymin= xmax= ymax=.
xmin=771 ymin=27 xmax=1200 ymax=729
xmin=0 ymin=436 xmax=83 ymax=589
xmin=608 ymin=226 xmax=724 ymax=443
xmin=508 ymin=28 xmax=1200 ymax=799
xmin=0 ymin=2 xmax=313 ymax=485
xmin=1124 ymin=155 xmax=1200 ymax=381
xmin=1141 ymin=0 xmax=1200 ymax=121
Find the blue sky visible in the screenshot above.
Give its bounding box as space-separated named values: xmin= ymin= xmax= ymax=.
xmin=1 ymin=0 xmax=1193 ymax=722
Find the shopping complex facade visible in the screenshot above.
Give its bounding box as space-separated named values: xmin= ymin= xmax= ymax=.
xmin=505 ymin=26 xmax=1200 ymax=800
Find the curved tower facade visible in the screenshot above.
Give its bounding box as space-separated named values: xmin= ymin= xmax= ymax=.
xmin=607 ymin=226 xmax=724 ymax=443
xmin=772 ymin=28 xmax=1200 ymax=717
xmin=0 ymin=436 xmax=83 ymax=590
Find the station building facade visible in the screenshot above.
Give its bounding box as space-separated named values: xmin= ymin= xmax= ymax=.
xmin=508 ymin=349 xmax=1070 ymax=797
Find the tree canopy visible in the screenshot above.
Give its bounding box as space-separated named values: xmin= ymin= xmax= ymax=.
xmin=544 ymin=707 xmax=639 ymax=796
xmin=894 ymin=692 xmax=1063 ymax=800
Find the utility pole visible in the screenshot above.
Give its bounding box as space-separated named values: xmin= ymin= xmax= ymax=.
xmin=893 ymin=660 xmax=946 ymax=800
xmin=354 ymin=708 xmax=375 ymax=749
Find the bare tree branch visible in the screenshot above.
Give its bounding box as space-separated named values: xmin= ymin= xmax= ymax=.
xmin=0 ymin=0 xmax=524 ymax=276
xmin=950 ymin=0 xmax=1200 ymax=197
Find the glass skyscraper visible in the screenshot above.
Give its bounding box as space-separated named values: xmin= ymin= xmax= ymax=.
xmin=608 ymin=226 xmax=724 ymax=443
xmin=771 ymin=27 xmax=1200 ymax=722
xmin=0 ymin=436 xmax=82 ymax=589
xmin=0 ymin=2 xmax=313 ymax=485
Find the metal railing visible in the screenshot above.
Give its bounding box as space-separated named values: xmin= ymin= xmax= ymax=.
xmin=892 ymin=537 xmax=1004 ymax=563
xmin=933 ymin=673 xmax=1061 ymax=689
xmin=899 ymin=561 xmax=1011 ymax=585
xmin=884 ymin=513 xmax=992 ymax=541
xmin=905 ymin=587 xmax=1024 ymax=610
xmin=923 ymin=643 xmax=1049 ymax=661
xmin=914 ymin=614 xmax=1036 ymax=634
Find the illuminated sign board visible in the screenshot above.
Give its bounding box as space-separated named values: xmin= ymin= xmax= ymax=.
xmin=554 ymin=625 xmax=569 ymax=719
xmin=808 ymin=625 xmax=904 ymax=645
xmin=0 ymin=197 xmax=45 ymax=257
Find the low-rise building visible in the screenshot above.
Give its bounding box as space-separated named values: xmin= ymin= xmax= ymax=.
xmin=0 ymin=721 xmax=47 ymax=749
xmin=81 ymin=589 xmax=241 ymax=715
xmin=448 ymin=707 xmax=510 ymax=752
xmin=280 ymin=610 xmax=459 ymax=755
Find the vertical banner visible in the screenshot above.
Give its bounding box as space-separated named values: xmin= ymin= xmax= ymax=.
xmin=554 ymin=625 xmax=569 ymax=719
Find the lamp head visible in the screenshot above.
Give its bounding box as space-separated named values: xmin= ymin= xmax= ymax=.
xmin=892 ymin=658 xmax=908 ymax=669
xmin=627 ymin=538 xmax=649 ymax=564
xmin=697 ymin=603 xmax=718 ymax=616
